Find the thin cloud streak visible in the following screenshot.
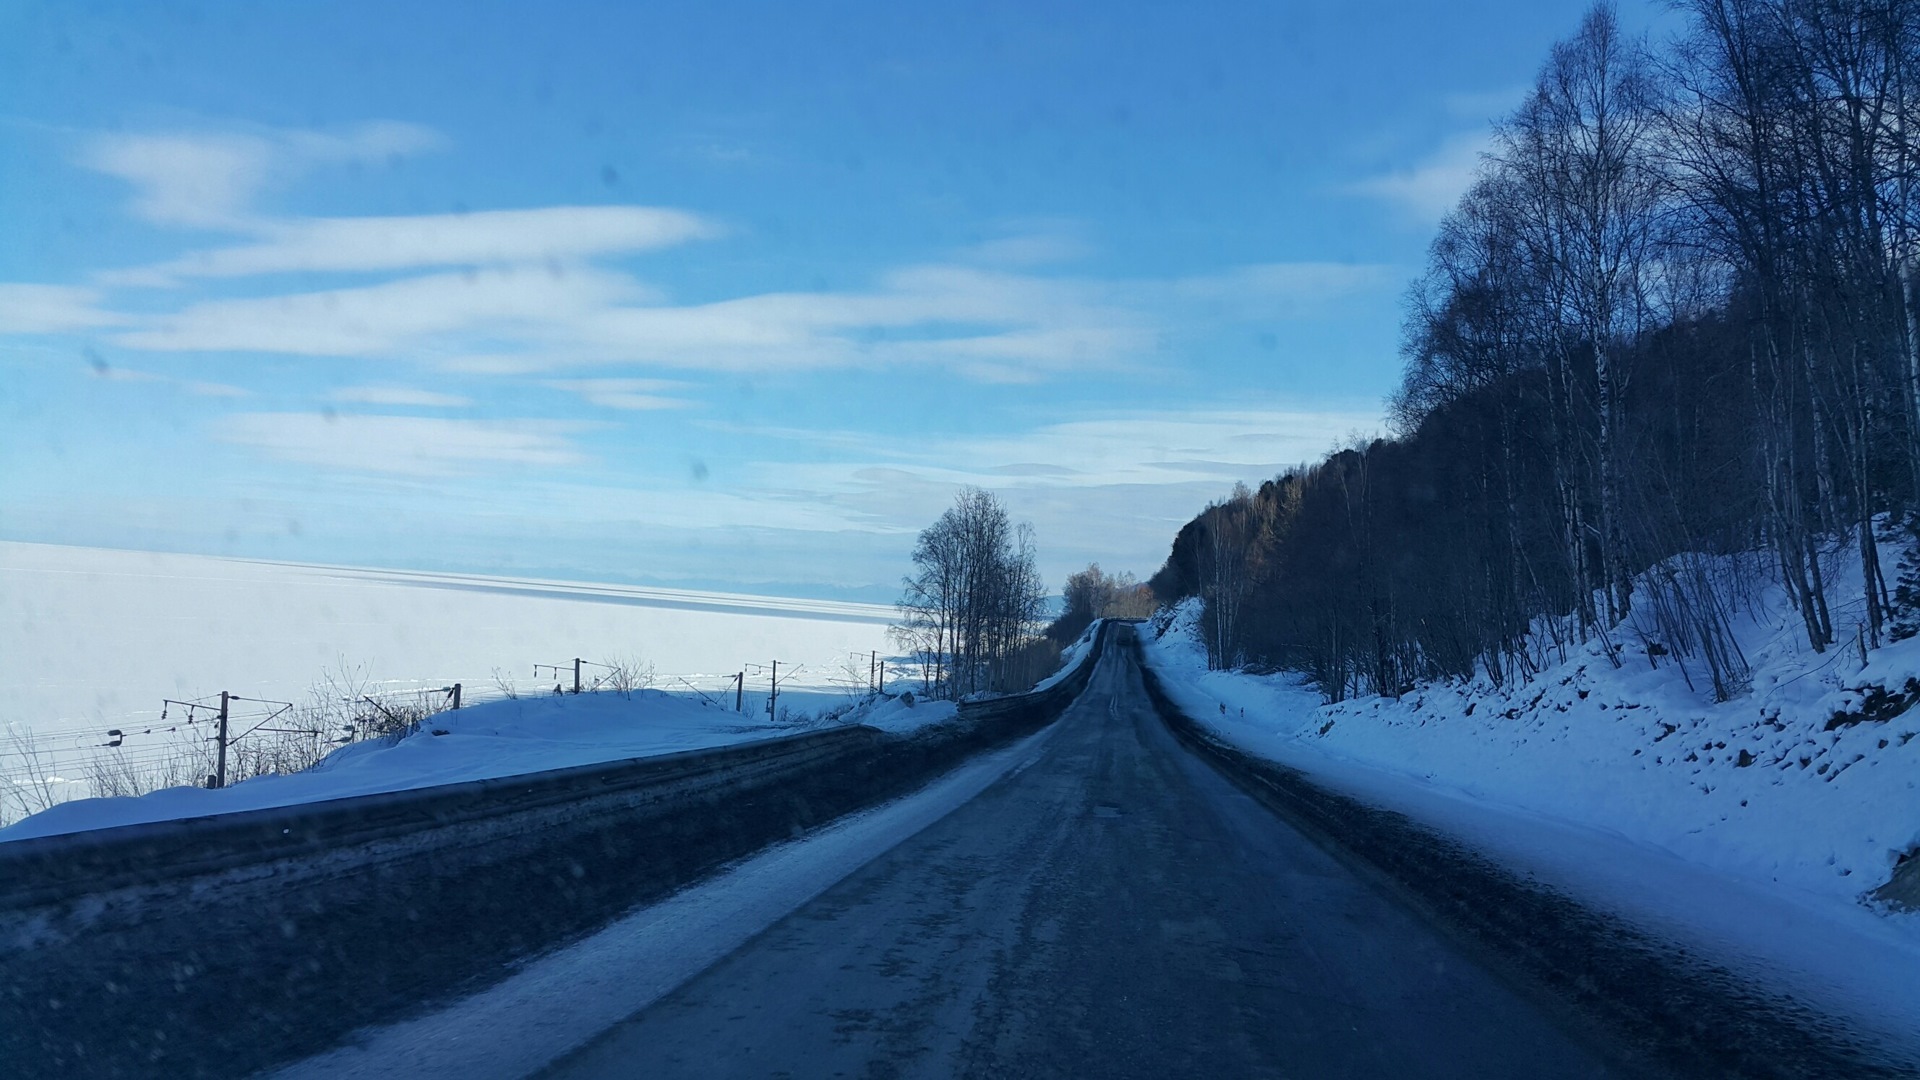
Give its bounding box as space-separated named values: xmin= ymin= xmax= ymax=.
xmin=1350 ymin=130 xmax=1492 ymax=224
xmin=328 ymin=386 xmax=474 ymax=408
xmin=220 ymin=413 xmax=593 ymax=477
xmin=90 ymin=259 xmax=1383 ymax=379
xmin=90 ymin=366 xmax=252 ymax=398
xmin=103 ymin=206 xmax=720 ymax=286
xmin=0 ymin=284 xmax=132 ymax=333
xmin=113 ymin=265 xmax=650 ymax=356
xmin=544 ymin=378 xmax=692 ymax=411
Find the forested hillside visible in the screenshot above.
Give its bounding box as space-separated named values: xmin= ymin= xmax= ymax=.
xmin=1154 ymin=0 xmax=1920 ymax=703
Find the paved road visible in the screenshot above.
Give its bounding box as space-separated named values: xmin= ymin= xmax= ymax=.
xmin=542 ymin=630 xmax=1620 ymax=1079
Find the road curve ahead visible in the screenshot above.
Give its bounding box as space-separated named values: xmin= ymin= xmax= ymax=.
xmin=543 ymin=627 xmax=1620 ymax=1079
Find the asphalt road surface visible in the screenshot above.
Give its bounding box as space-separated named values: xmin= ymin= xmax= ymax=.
xmin=539 ymin=633 xmax=1622 ymax=1079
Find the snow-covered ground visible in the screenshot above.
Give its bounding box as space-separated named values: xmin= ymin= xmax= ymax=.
xmin=0 ymin=542 xmax=901 ymax=818
xmin=1143 ymin=595 xmax=1920 ymax=1056
xmin=0 ymin=687 xmax=959 ymax=843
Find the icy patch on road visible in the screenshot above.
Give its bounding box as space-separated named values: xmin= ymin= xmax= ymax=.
xmin=268 ymin=719 xmax=1066 ymax=1080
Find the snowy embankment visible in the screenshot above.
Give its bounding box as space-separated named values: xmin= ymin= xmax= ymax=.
xmin=1034 ymin=619 xmax=1102 ymax=693
xmin=0 ymin=689 xmax=955 ymax=844
xmin=1143 ymin=595 xmax=1920 ymax=1053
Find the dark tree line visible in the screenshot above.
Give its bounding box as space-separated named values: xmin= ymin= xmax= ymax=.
xmin=1045 ymin=563 xmax=1158 ymax=645
xmin=895 ymin=488 xmax=1055 ymax=698
xmin=1154 ymin=1 xmax=1920 ymax=703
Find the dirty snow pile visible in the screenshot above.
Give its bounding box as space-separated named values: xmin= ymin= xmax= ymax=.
xmin=1 ymin=690 xmax=834 ymax=844
xmin=830 ymin=694 xmax=960 ymax=735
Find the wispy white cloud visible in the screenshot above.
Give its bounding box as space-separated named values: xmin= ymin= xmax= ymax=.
xmin=114 ymin=264 xmax=650 ymax=355
xmin=81 ymin=133 xmax=273 ymax=229
xmin=89 ymin=255 xmax=1384 ymax=380
xmin=543 ymin=378 xmax=690 ymax=411
xmin=560 ymin=264 xmax=1158 ymax=376
xmin=1350 ymin=130 xmax=1492 ymax=224
xmin=759 ymin=407 xmax=1377 ymax=499
xmin=473 ymin=402 xmax=1382 ymax=582
xmin=26 ymin=120 xmax=1391 ymax=384
xmin=327 ymin=385 xmax=473 ymax=408
xmin=684 ymin=404 xmax=1376 ymax=539
xmin=0 ymin=284 xmax=131 ymax=333
xmin=220 ymin=413 xmax=591 ymax=477
xmin=89 ymin=365 xmax=252 ymax=398
xmin=700 ymin=405 xmax=1385 ymax=580
xmin=103 ymin=206 xmax=720 ymax=285
xmin=80 ymin=122 xmax=443 ymax=230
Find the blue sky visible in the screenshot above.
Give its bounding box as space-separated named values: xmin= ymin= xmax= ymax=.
xmin=0 ymin=0 xmax=1664 ymax=602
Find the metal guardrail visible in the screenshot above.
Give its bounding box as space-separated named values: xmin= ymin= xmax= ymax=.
xmin=956 ymin=619 xmax=1113 ymax=725
xmin=0 ymin=726 xmax=880 ymax=911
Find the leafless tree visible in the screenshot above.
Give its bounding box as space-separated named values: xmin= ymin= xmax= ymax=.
xmin=893 ymin=488 xmax=1050 ymax=697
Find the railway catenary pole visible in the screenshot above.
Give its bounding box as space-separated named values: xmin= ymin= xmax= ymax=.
xmin=212 ymin=691 xmax=230 ymax=790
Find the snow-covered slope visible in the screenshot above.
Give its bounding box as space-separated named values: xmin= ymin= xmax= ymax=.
xmin=0 ymin=688 xmax=945 ymax=844
xmin=1146 ymin=595 xmax=1920 ymax=909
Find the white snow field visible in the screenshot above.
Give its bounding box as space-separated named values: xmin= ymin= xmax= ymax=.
xmin=0 ymin=541 xmax=903 ymax=824
xmin=1143 ymin=595 xmax=1920 ymax=1056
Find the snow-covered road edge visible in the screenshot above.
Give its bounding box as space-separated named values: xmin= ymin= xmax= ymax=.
xmin=1139 ymin=611 xmax=1920 ymax=1062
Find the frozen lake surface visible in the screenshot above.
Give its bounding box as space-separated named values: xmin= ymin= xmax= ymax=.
xmin=0 ymin=542 xmax=899 ymax=802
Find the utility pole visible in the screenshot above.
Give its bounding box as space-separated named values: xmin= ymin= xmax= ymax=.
xmin=212 ymin=690 xmax=230 ymax=790
xmin=573 ymin=658 xmax=583 ymax=695
xmin=870 ymin=650 xmax=877 ymax=693
xmin=735 ymin=671 xmax=745 ymax=712
xmin=450 ymin=683 xmax=462 ymax=710
xmin=770 ymin=660 xmax=779 ymax=717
